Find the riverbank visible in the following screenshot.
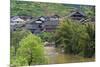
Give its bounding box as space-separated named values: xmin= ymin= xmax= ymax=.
xmin=44 ymin=46 xmax=95 ymax=64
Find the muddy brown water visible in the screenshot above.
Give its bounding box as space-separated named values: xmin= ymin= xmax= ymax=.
xmin=44 ymin=46 xmax=95 ymax=64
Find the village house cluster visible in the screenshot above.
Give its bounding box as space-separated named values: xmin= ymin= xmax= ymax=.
xmin=10 ymin=10 xmax=93 ymax=34
xmin=10 ymin=15 xmax=60 ymax=33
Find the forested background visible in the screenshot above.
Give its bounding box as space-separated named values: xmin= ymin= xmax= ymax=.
xmin=11 ymin=0 xmax=95 ymax=18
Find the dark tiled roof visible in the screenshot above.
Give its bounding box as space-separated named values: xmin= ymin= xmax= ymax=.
xmin=11 ymin=16 xmax=33 ymax=21
xmin=43 ymin=21 xmax=59 ymax=26
xmin=68 ymin=10 xmax=85 ymax=17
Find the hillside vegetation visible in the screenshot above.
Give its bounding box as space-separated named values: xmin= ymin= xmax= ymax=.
xmin=11 ymin=0 xmax=95 ymax=18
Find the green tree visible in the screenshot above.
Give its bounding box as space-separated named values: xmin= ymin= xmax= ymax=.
xmin=11 ymin=33 xmax=46 ymax=66
xmin=54 ymin=19 xmax=95 ymax=58
xmin=79 ymin=23 xmax=95 ymax=57
xmin=10 ymin=30 xmax=30 ymax=56
xmin=37 ymin=32 xmax=54 ymax=42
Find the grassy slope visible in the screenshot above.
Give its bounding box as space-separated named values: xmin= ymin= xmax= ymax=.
xmin=11 ymin=0 xmax=95 ymax=17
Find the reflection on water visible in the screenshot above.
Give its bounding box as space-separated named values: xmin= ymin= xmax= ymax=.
xmin=44 ymin=46 xmax=95 ymax=64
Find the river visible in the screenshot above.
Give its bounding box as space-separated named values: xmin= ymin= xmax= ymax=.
xmin=44 ymin=46 xmax=95 ymax=64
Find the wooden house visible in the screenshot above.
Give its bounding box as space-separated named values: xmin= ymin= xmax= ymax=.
xmin=10 ymin=16 xmax=33 ymax=31
xmin=68 ymin=10 xmax=86 ymax=22
xmin=42 ymin=15 xmax=59 ymax=32
xmin=10 ymin=15 xmax=60 ymax=33
xmin=25 ymin=15 xmax=59 ymax=33
xmin=10 ymin=16 xmax=25 ymax=31
xmin=25 ymin=17 xmax=44 ymax=34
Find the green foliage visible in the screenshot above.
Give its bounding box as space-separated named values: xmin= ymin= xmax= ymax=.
xmin=10 ymin=30 xmax=30 ymax=46
xmin=37 ymin=32 xmax=54 ymax=42
xmin=82 ymin=6 xmax=95 ymax=19
xmin=11 ymin=33 xmax=46 ymax=66
xmin=55 ymin=19 xmax=95 ymax=58
xmin=10 ymin=30 xmax=30 ymax=56
xmin=79 ymin=23 xmax=95 ymax=57
xmin=10 ymin=56 xmax=28 ymax=67
xmin=11 ymin=0 xmax=95 ymax=18
xmin=11 ymin=0 xmax=70 ymax=16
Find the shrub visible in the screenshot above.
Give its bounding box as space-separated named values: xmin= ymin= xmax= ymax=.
xmin=37 ymin=32 xmax=54 ymax=42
